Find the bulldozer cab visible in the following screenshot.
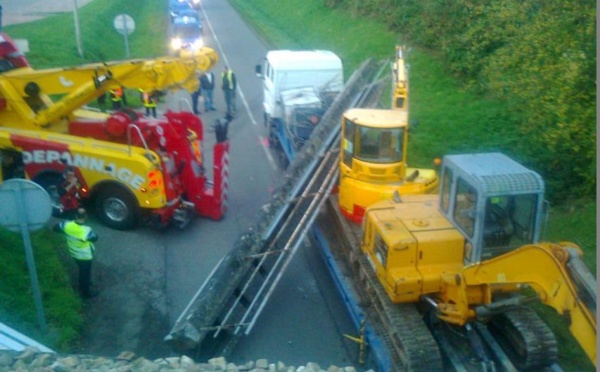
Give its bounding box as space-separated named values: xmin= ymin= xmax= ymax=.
xmin=439 ymin=153 xmax=547 ymax=264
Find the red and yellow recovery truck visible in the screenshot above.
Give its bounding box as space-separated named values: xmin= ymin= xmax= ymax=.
xmin=0 ymin=32 xmax=228 ymax=229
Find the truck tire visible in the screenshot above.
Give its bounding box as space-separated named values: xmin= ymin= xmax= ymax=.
xmin=94 ymin=185 xmax=139 ymax=230
xmin=33 ymin=172 xmax=64 ymax=217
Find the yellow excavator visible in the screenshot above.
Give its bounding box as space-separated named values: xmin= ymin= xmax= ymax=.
xmin=353 ymin=152 xmax=596 ymax=370
xmin=337 ymin=46 xmax=438 ymax=224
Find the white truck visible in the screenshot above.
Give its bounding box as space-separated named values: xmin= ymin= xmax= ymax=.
xmin=255 ymin=50 xmax=343 ymax=166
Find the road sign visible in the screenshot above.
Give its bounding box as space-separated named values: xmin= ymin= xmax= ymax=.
xmin=113 ymin=14 xmax=135 ymax=36
xmin=113 ymin=14 xmax=135 ymax=58
xmin=0 ymin=179 xmax=52 ymax=232
xmin=0 ymin=179 xmax=52 ymax=332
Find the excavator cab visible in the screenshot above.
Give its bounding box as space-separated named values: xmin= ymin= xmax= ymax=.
xmin=338 ymin=108 xmax=438 ymax=223
xmin=439 ymin=152 xmax=546 ymax=264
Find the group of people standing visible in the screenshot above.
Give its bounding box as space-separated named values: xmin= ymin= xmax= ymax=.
xmin=192 ymin=65 xmax=237 ymax=118
xmin=98 ymin=65 xmax=237 ymax=120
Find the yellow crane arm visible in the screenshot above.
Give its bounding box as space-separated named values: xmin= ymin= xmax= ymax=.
xmin=0 ymin=47 xmax=219 ymax=128
xmin=457 ymin=242 xmax=597 ymax=366
xmin=391 ymin=45 xmax=408 ymax=110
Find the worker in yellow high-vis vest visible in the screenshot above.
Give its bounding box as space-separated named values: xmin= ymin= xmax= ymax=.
xmin=54 ymin=208 xmax=99 ymax=299
xmin=109 ymin=86 xmax=124 ymax=111
xmin=139 ymin=88 xmax=158 ymax=118
xmin=221 ymin=65 xmax=237 ymax=117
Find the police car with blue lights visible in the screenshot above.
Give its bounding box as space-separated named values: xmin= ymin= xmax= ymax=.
xmin=170 ymin=14 xmax=203 ymax=52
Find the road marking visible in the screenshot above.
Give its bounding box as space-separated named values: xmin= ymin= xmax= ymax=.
xmin=200 ymin=4 xmax=277 ymax=171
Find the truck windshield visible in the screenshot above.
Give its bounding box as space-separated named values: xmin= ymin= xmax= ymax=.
xmin=353 ymin=125 xmax=404 ymax=164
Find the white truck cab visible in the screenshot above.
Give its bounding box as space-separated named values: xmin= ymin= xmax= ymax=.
xmin=255 ymin=50 xmax=343 ymax=126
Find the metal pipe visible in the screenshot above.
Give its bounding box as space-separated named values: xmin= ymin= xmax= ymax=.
xmin=72 ymin=0 xmax=83 ymax=59
xmin=422 ymin=295 xmax=439 ymax=309
xmin=126 ymin=124 xmax=150 ymax=156
xmin=244 ymin=154 xmax=340 ymax=334
xmin=228 ymin=150 xmax=338 ymax=336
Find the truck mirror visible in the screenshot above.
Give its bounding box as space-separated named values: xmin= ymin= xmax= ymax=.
xmin=255 ymin=64 xmax=263 ymax=77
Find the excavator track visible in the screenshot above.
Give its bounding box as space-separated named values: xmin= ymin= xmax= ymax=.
xmin=488 ymin=307 xmax=558 ymax=370
xmin=359 ymin=255 xmax=444 ymax=371
xmin=323 ymin=198 xmax=443 ymax=371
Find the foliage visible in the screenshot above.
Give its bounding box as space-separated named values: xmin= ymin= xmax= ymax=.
xmin=545 ymin=198 xmax=596 ymax=276
xmin=321 ymin=0 xmax=596 ymax=202
xmin=0 ymin=227 xmax=83 ymax=351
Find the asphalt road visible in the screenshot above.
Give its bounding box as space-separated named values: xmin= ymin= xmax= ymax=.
xmin=3 ymin=0 xmax=361 ymax=368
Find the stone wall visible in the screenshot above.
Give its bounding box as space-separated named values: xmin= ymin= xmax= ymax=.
xmin=0 ymin=347 xmax=367 ymax=372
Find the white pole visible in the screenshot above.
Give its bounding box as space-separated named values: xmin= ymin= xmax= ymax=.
xmin=73 ymin=0 xmax=83 ymax=59
xmin=122 ymin=15 xmax=130 ymax=58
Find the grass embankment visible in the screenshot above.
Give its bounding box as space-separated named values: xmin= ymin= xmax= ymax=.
xmin=227 ymin=0 xmax=596 ymax=370
xmin=0 ymin=0 xmax=167 ymax=351
xmin=0 ymin=228 xmax=81 ymax=350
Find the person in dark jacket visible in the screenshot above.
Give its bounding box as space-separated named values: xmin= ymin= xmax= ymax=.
xmin=57 ymin=166 xmax=82 ymax=220
xmin=200 ymin=71 xmax=216 ymax=112
xmin=191 ymin=73 xmax=202 ymax=115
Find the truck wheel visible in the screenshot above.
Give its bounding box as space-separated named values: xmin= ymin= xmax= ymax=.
xmin=33 ymin=173 xmax=64 ymax=217
xmin=94 ymin=186 xmax=138 ymax=230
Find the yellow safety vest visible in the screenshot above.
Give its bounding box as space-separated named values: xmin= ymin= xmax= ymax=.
xmin=61 ymin=221 xmax=95 ymax=260
xmin=221 ymin=70 xmax=235 ymax=90
xmin=140 ymin=89 xmax=157 ymax=107
xmin=110 ymin=88 xmax=123 ymax=102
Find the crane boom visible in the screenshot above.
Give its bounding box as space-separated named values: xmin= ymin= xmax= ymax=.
xmin=0 ymin=47 xmax=219 ymax=129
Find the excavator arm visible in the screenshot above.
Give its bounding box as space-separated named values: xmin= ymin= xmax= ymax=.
xmin=0 ymin=47 xmax=218 ymax=129
xmin=391 ymin=45 xmax=408 ymax=110
xmin=438 ymin=242 xmax=596 ymax=366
